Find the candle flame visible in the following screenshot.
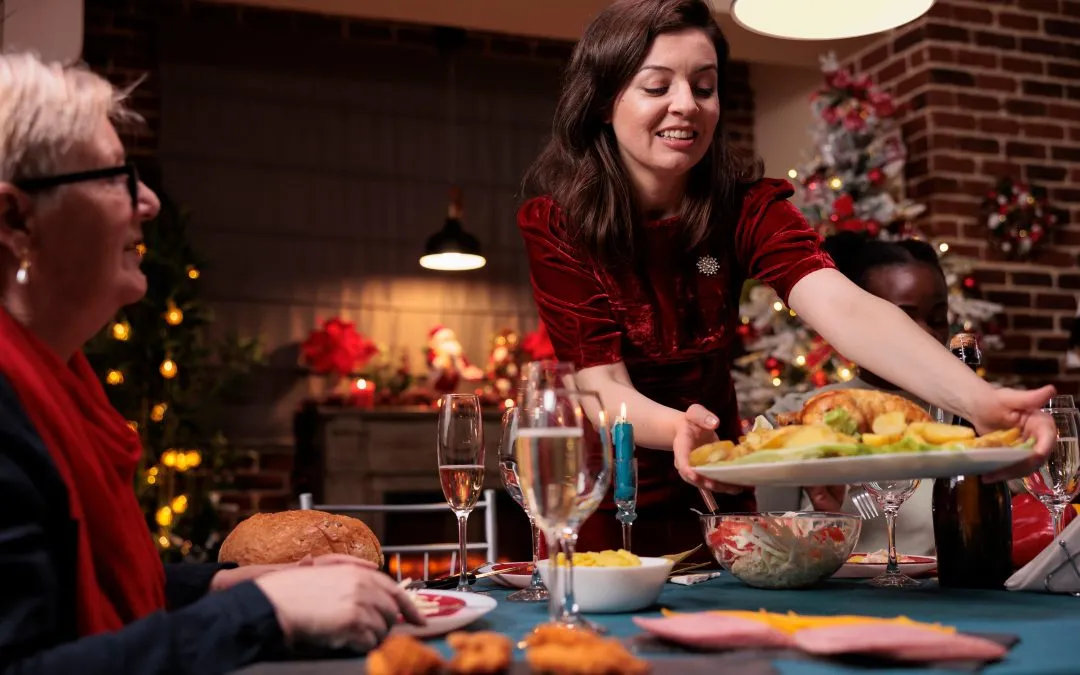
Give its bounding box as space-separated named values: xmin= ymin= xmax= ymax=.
xmin=619 ymin=402 xmax=627 ymax=421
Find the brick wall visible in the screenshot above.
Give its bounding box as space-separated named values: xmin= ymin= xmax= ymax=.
xmin=842 ymin=0 xmax=1080 ymax=395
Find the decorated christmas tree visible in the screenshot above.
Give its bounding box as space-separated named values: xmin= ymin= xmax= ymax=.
xmin=732 ymin=54 xmax=1003 ymax=419
xmin=85 ymin=197 xmax=262 ymax=562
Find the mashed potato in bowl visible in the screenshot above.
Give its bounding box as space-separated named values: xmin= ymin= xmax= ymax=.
xmin=555 ymin=549 xmax=641 ymax=567
xmin=538 ymin=552 xmax=672 ymax=613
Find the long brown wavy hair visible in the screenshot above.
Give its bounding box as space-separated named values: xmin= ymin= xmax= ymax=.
xmin=522 ymin=0 xmax=761 ymax=264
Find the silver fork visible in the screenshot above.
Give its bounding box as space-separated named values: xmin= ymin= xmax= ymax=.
xmin=849 ymin=487 xmax=880 ymax=520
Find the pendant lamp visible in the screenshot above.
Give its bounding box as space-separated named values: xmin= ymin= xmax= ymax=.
xmin=728 ymin=0 xmax=935 ymax=41
xmin=419 ymin=28 xmax=485 ymax=272
xmin=419 ymin=187 xmax=486 ymax=271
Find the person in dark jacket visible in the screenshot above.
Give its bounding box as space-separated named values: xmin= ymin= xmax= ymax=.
xmin=0 ymin=52 xmax=424 ymax=675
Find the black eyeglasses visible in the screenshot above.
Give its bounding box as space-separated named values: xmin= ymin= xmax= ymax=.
xmin=14 ymin=163 xmax=139 ymax=209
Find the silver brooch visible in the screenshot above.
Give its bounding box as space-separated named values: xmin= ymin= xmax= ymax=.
xmin=697 ymin=255 xmax=720 ymax=276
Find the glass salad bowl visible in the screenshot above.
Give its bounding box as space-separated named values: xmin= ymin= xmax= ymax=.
xmin=699 ymin=511 xmax=861 ymax=590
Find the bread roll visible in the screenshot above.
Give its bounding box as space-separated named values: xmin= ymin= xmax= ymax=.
xmin=219 ymin=509 xmax=383 ymax=567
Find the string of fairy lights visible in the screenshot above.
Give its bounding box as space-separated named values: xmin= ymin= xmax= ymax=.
xmin=105 ymin=255 xmax=205 ymax=553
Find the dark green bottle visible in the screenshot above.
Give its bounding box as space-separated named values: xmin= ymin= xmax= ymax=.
xmin=931 ymin=333 xmax=1013 ymax=589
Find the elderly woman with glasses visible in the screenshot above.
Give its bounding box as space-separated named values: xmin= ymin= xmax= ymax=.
xmin=0 ymin=53 xmax=424 ymax=674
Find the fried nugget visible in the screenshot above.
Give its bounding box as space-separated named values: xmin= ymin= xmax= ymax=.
xmin=366 ymin=634 xmax=443 ymax=675
xmin=447 ymin=631 xmax=512 ymax=674
xmin=523 ymin=625 xmax=649 ymax=675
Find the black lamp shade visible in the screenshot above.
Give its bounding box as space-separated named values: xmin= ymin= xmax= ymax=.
xmin=419 ymin=217 xmax=486 ymax=271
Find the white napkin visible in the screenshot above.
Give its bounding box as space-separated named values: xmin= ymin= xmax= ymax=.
xmin=668 ymin=572 xmax=723 ymax=585
xmin=1006 ymin=515 xmax=1080 ymax=594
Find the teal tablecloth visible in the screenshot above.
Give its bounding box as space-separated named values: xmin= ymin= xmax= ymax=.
xmin=237 ymin=573 xmax=1080 ymax=674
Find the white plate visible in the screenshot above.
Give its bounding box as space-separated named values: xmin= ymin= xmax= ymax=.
xmin=477 ymin=562 xmax=534 ymax=589
xmin=833 ymin=553 xmax=937 ymax=579
xmin=694 ymin=446 xmax=1031 ymax=487
xmin=392 ymin=590 xmax=497 ymax=639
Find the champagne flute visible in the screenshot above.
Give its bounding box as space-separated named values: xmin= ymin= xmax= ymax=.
xmin=437 ymin=393 xmax=485 ymax=593
xmin=861 ymin=479 xmax=921 ymax=588
xmin=558 ymin=389 xmax=612 ymax=630
xmin=497 ymin=405 xmax=549 ymax=602
xmin=1024 ymin=403 xmax=1080 ymax=536
xmin=515 ymin=384 xmax=586 ymax=625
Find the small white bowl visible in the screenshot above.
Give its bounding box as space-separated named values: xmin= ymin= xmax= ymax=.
xmin=536 ymin=556 xmax=674 ymax=613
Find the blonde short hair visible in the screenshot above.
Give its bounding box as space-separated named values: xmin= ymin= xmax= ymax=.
xmin=0 ymin=52 xmax=140 ymax=183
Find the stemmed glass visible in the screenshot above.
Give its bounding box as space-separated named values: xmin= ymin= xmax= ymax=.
xmin=497 ymin=405 xmax=549 ymax=602
xmin=1023 ymin=396 xmax=1080 ymax=536
xmin=436 ymin=393 xmax=485 ymax=593
xmin=557 ymin=390 xmax=612 ymax=629
xmin=515 ymin=379 xmax=597 ymax=626
xmin=861 ymin=479 xmax=922 ymax=588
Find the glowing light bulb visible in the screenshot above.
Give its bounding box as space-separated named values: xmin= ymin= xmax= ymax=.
xmin=794 ymin=355 xmax=807 ymax=367
xmin=112 ymin=321 xmax=130 ymax=341
xmin=164 ymin=301 xmax=183 ymax=326
xmin=160 ymin=358 xmax=178 ymax=379
xmin=773 ymin=301 xmax=784 ymax=312
xmin=186 ymin=265 xmax=200 ymax=280
xmin=839 ymin=368 xmax=853 ymax=381
xmin=156 ymin=506 xmax=173 ymax=527
xmin=787 ymin=168 xmax=798 ymax=179
xmin=829 ymin=177 xmax=843 ymax=190
xmin=171 ymin=495 xmax=189 ymax=514
xmin=106 ymin=369 xmax=124 ymax=385
xmin=938 ymin=242 xmax=950 ymax=253
xmin=151 ymin=403 xmax=167 ymax=422
xmin=772 ymin=377 xmax=783 ymax=387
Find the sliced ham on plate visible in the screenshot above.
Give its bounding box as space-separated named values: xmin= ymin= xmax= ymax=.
xmin=793 ymin=623 xmax=1008 ymax=662
xmin=632 ymin=614 xmax=794 ymax=651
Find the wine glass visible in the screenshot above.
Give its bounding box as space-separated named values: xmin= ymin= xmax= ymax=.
xmin=1023 ymin=402 xmax=1080 ymax=536
xmin=515 ymin=383 xmax=590 ymax=625
xmin=557 ymin=389 xmax=612 ymax=630
xmin=861 ymin=479 xmax=922 ymax=588
xmin=520 ymin=360 xmax=578 ymax=396
xmin=497 ymin=405 xmax=549 ymax=602
xmin=436 ymin=393 xmax=485 ymax=593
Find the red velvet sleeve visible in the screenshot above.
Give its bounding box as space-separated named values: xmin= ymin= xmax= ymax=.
xmin=517 ymin=197 xmax=623 ymax=369
xmin=734 ymin=178 xmax=835 ymax=304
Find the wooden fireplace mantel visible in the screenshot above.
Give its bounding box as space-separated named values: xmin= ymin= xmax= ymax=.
xmin=293 ymin=404 xmax=507 ymax=508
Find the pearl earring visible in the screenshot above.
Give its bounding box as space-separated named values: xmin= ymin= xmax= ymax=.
xmin=15 ymin=258 xmax=29 ymax=286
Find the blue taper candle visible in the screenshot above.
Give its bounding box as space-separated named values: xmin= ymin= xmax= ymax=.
xmin=612 ymin=403 xmax=636 ymax=502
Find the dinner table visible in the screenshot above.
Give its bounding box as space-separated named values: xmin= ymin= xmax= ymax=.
xmin=234 ymin=571 xmax=1079 ymax=674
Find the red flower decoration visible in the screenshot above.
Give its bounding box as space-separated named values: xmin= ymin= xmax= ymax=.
xmin=301 ymin=318 xmax=378 ymax=376
xmin=522 ymin=322 xmax=556 ymax=361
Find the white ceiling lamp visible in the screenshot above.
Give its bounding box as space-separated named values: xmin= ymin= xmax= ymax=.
xmin=727 ymin=0 xmax=935 ymax=41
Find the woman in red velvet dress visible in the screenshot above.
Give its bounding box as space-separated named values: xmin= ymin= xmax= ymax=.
xmin=517 ymin=0 xmax=1055 ymax=556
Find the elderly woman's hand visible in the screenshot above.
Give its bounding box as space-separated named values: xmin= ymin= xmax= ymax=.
xmin=212 ymin=555 xmax=378 ymax=591
xmin=673 ymin=404 xmax=747 ymax=495
xmin=255 ymin=565 xmax=425 ymax=651
xmin=967 ymin=384 xmax=1057 ymax=482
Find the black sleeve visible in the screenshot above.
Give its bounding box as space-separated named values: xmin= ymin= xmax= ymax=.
xmin=1 ymin=583 xmax=285 ymax=675
xmin=165 ymin=563 xmax=238 ymax=610
xmin=0 ymin=373 xmax=286 ymax=675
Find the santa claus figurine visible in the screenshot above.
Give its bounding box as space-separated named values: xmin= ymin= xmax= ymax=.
xmin=426 ymin=325 xmax=483 ymax=394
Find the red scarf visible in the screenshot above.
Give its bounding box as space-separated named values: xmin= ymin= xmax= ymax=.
xmin=0 ymin=309 xmax=166 ymax=635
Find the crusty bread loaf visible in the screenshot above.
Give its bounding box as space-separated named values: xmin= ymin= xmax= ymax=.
xmin=218 ymin=509 xmax=383 ymax=567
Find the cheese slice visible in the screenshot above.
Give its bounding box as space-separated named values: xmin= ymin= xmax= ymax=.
xmin=660 ymin=608 xmax=955 ymax=635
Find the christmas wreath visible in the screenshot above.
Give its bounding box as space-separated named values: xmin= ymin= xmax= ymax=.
xmin=981 ymin=177 xmax=1057 ymax=260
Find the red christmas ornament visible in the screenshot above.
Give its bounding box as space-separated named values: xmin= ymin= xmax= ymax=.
xmin=963 ymin=276 xmax=977 ymax=289
xmin=764 ymin=356 xmax=780 ymax=371
xmin=811 ymin=371 xmax=829 ymax=388
xmin=832 ymin=194 xmax=855 ymax=220
xmin=867 ymin=168 xmax=884 ymax=186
